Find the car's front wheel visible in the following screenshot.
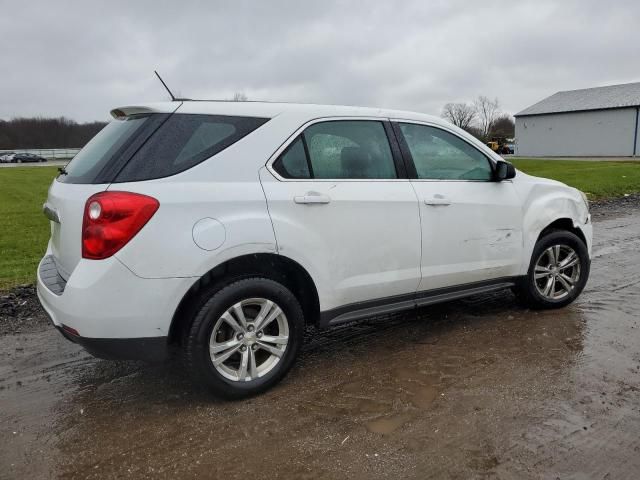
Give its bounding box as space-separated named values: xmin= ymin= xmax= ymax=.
xmin=515 ymin=230 xmax=590 ymax=309
xmin=183 ymin=277 xmax=304 ymax=399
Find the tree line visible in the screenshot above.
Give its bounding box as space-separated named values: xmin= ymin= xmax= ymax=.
xmin=441 ymin=96 xmax=514 ymax=141
xmin=0 ymin=117 xmax=107 ymax=149
xmin=0 ymin=96 xmax=513 ymax=150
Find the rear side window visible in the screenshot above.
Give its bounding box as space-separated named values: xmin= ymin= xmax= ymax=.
xmin=272 ymin=137 xmax=310 ymax=179
xmin=272 ymin=120 xmax=397 ymax=180
xmin=115 ymin=114 xmax=269 ymax=182
xmin=306 ymin=121 xmax=396 ymax=179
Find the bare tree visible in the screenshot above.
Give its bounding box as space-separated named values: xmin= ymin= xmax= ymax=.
xmin=232 ymin=92 xmax=248 ymax=102
xmin=441 ymin=102 xmax=476 ymax=131
xmin=473 ymin=96 xmax=500 ymax=140
xmin=464 ymin=125 xmax=484 ymax=141
xmin=491 ymin=114 xmax=515 ymax=138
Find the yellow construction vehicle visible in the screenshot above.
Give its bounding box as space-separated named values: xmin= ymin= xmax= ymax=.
xmin=486 ymin=141 xmax=500 ymax=152
xmin=486 ymin=138 xmax=514 ymax=155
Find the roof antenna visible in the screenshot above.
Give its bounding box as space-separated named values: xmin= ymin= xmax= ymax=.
xmin=154 ymin=70 xmax=178 ymax=101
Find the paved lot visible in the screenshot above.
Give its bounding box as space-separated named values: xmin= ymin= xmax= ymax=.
xmin=0 ymin=160 xmax=67 ymax=168
xmin=1 ymin=201 xmax=640 ymax=479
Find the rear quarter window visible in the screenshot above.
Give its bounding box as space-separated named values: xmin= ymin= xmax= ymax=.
xmin=115 ymin=114 xmax=269 ymax=182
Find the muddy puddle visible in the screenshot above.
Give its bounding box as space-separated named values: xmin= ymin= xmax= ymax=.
xmin=2 ymin=205 xmax=640 ymax=479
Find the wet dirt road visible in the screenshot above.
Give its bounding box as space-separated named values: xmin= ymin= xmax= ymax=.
xmin=2 ymin=206 xmax=640 ymax=479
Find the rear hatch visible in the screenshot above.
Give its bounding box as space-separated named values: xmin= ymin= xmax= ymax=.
xmin=46 ymin=182 xmax=108 ymax=279
xmin=44 ymin=103 xmax=270 ymax=278
xmin=45 ymin=107 xmax=172 ymax=277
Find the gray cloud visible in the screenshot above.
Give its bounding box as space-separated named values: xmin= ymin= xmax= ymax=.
xmin=1 ymin=0 xmax=639 ymax=122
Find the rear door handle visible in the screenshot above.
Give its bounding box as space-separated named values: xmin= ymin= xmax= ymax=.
xmin=424 ymin=195 xmax=451 ymax=206
xmin=294 ymin=193 xmax=331 ymax=205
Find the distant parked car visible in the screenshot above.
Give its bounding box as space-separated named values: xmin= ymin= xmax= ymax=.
xmin=12 ymin=153 xmax=47 ymax=163
xmin=503 ymin=143 xmax=515 ymax=155
xmin=0 ymin=152 xmax=16 ymax=163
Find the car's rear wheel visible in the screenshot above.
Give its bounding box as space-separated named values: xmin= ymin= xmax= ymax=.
xmin=183 ymin=277 xmax=304 ymax=399
xmin=514 ymin=230 xmax=590 ymax=309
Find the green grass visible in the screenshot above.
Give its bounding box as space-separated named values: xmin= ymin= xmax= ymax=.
xmin=511 ymin=159 xmax=640 ymax=199
xmin=0 ymin=167 xmax=58 ymax=290
xmin=1 ymin=160 xmax=639 ymax=290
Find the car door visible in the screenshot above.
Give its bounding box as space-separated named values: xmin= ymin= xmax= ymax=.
xmin=260 ymin=118 xmax=422 ymax=315
xmin=392 ymin=121 xmax=523 ymax=292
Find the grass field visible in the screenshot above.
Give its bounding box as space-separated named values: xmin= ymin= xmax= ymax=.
xmin=1 ymin=159 xmax=640 ymax=290
xmin=511 ymin=159 xmax=640 ymax=198
xmin=0 ymin=167 xmax=58 ymax=289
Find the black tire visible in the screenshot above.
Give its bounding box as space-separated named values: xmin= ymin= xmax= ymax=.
xmin=514 ymin=230 xmax=590 ymax=309
xmin=183 ymin=277 xmax=305 ymax=399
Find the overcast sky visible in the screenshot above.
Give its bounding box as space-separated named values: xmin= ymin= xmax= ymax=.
xmin=1 ymin=0 xmax=639 ymax=122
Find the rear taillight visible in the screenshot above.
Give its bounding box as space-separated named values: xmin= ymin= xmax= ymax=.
xmin=82 ymin=191 xmax=159 ymax=260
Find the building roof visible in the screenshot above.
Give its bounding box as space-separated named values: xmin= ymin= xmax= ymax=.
xmin=515 ymin=81 xmax=640 ymax=117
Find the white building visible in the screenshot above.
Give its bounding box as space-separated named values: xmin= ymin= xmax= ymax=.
xmin=515 ymin=82 xmax=640 ymax=157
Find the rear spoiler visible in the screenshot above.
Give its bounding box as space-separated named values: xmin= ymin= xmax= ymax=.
xmin=110 ymin=103 xmax=181 ymax=119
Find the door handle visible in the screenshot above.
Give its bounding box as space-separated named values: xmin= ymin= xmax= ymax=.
xmin=294 ymin=192 xmax=331 ymax=204
xmin=424 ymin=195 xmax=451 ymax=206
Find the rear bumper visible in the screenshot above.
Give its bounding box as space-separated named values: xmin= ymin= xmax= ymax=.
xmin=54 ymin=325 xmax=168 ymax=361
xmin=37 ymin=249 xmax=195 ymax=361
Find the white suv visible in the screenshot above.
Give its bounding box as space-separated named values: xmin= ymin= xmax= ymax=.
xmin=37 ymin=101 xmax=592 ymax=398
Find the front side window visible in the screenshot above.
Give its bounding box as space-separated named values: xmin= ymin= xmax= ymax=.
xmin=273 ymin=120 xmax=397 ymax=180
xmin=399 ymin=123 xmax=493 ymax=181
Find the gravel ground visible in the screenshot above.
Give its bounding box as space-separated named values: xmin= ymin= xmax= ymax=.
xmin=0 ymin=285 xmax=46 ymax=336
xmin=588 ymin=192 xmax=640 ymax=219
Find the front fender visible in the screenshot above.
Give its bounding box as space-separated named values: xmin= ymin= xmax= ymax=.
xmin=517 ymin=177 xmax=591 ymax=272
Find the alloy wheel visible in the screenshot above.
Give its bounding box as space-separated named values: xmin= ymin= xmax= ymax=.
xmin=534 ymin=244 xmax=581 ymax=300
xmin=209 ymin=298 xmax=289 ymax=382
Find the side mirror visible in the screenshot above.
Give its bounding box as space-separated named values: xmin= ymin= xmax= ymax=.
xmin=495 ymin=160 xmax=516 ymax=181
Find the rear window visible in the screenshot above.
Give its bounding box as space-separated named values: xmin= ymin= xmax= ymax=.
xmin=114 ymin=114 xmax=269 ymax=182
xmin=60 ymin=115 xmax=153 ymax=184
xmin=59 ymin=113 xmax=269 ymax=184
